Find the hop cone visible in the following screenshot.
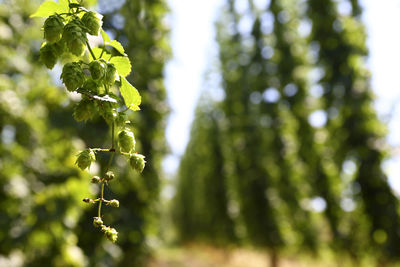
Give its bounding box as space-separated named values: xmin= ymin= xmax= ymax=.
xmin=60 ymin=62 xmax=85 ymax=92
xmin=75 ymin=149 xmax=96 ymax=170
xmin=73 ymin=98 xmax=97 ymax=122
xmin=118 ymin=129 xmax=135 ymax=153
xmin=39 ymin=43 xmax=58 ymax=69
xmin=89 ymin=59 xmax=106 ymax=80
xmin=130 ymin=153 xmax=146 ymax=172
xmin=103 ymin=63 xmax=118 ymax=86
xmin=44 ymin=15 xmax=64 ymax=43
xmin=63 ymin=19 xmax=87 ymax=56
xmin=81 ymin=11 xmax=103 ymax=36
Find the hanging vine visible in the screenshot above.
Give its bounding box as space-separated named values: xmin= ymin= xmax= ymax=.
xmin=31 ymin=0 xmax=145 ymax=243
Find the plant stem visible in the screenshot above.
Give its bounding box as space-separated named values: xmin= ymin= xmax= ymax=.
xmin=92 ymin=148 xmax=116 ymax=152
xmin=98 ymin=182 xmax=105 ymax=217
xmin=86 ymin=41 xmax=96 ymax=61
xmin=120 ymin=104 xmax=133 ymax=113
xmin=97 ymin=122 xmax=116 ymax=218
xmin=100 ymin=45 xmax=106 ymax=58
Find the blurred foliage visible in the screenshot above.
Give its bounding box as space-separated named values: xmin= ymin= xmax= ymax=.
xmin=307 ymin=0 xmax=400 ymax=261
xmin=0 ymin=0 xmax=170 ymax=266
xmin=0 ymin=0 xmax=90 ymax=266
xmin=173 ymin=96 xmax=236 ymax=245
xmin=173 ymin=0 xmax=400 ymax=265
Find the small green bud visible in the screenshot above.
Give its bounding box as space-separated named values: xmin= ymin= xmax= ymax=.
xmin=60 ymin=62 xmax=86 ymax=92
xmin=103 ymin=63 xmax=118 ymax=86
xmin=104 ymin=171 xmax=115 ymax=181
xmin=89 ymin=60 xmax=106 ymax=80
xmin=118 ymin=129 xmax=135 ymax=153
xmin=81 ymin=11 xmax=103 ymax=36
xmin=43 ymin=15 xmax=64 ymax=43
xmin=83 ymin=197 xmax=91 ymax=203
xmin=73 ymin=98 xmax=97 ymax=122
xmin=91 ymin=176 xmax=101 ymax=184
xmin=39 ymin=43 xmax=58 ymax=69
xmin=130 ymin=153 xmax=146 ymax=172
xmin=76 ymin=149 xmax=96 ymax=170
xmin=63 ymin=19 xmax=87 ymax=56
xmin=93 ymin=217 xmax=103 ymax=227
xmin=108 ymin=199 xmax=119 ymax=208
xmin=105 ymin=227 xmax=118 ymax=243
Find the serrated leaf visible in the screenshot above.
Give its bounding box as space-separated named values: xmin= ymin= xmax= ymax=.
xmin=30 ymin=0 xmax=68 ymax=18
xmin=120 ymin=77 xmax=141 ymax=111
xmin=107 ymin=40 xmax=126 ymax=55
xmin=92 ymin=47 xmax=102 ymax=58
xmin=101 ymin=29 xmax=111 ymax=43
xmin=109 ymin=56 xmax=131 ymax=77
xmin=92 ymin=47 xmax=111 ymax=60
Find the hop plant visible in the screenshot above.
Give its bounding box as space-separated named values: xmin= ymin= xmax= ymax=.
xmin=104 ymin=63 xmax=118 ymax=86
xmin=81 ymin=79 xmax=101 ymax=94
xmin=81 ymin=11 xmax=102 ymax=36
xmin=63 ymin=19 xmax=87 ymax=56
xmin=118 ymin=129 xmax=135 ymax=153
xmin=89 ymin=59 xmax=106 ymax=80
xmin=93 ymin=217 xmax=103 ymax=228
xmin=73 ymin=98 xmax=97 ymax=122
xmin=60 ymin=62 xmax=86 ymax=92
xmin=39 ymin=43 xmax=58 ymax=69
xmin=91 ymin=176 xmax=101 ymax=184
xmin=104 ymin=171 xmax=115 ymax=182
xmin=33 ymin=1 xmax=143 ymax=243
xmin=101 ymin=226 xmax=118 ymax=243
xmin=130 ymin=153 xmax=146 ymax=172
xmin=76 ymin=149 xmax=96 ymax=170
xmin=43 ymin=15 xmax=64 ymax=43
xmin=99 ymin=104 xmax=118 ymax=125
xmin=108 ymin=199 xmax=119 ymax=208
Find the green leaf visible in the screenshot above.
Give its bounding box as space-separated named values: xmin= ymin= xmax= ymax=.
xmin=30 ymin=0 xmax=69 ymax=18
xmin=107 ymin=40 xmax=126 ymax=55
xmin=101 ymin=29 xmax=111 ymax=43
xmin=92 ymin=47 xmax=111 ymax=60
xmin=59 ymin=0 xmax=70 ymax=11
xmin=109 ymin=56 xmax=131 ymax=77
xmin=120 ymin=77 xmax=141 ymax=111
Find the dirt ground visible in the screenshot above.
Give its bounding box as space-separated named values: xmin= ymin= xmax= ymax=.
xmin=147 ymin=245 xmax=337 ymax=267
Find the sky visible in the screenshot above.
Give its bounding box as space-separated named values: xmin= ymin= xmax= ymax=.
xmin=363 ymin=0 xmax=400 ymax=193
xmin=163 ymin=0 xmax=224 ymax=174
xmin=163 ymin=0 xmax=400 ymax=192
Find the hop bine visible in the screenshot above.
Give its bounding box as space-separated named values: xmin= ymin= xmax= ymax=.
xmin=33 ymin=1 xmax=144 ymax=243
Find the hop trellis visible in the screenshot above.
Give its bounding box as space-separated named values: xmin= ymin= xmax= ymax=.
xmin=31 ymin=0 xmax=146 ymax=242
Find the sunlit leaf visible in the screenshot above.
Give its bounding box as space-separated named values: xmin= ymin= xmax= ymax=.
xmin=109 ymin=56 xmax=131 ymax=77
xmin=92 ymin=47 xmax=111 ymax=60
xmin=100 ymin=29 xmax=111 ymax=43
xmin=107 ymin=40 xmax=126 ymax=55
xmin=59 ymin=0 xmax=70 ymax=11
xmin=120 ymin=77 xmax=140 ymax=111
xmin=30 ymin=0 xmax=69 ymax=18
